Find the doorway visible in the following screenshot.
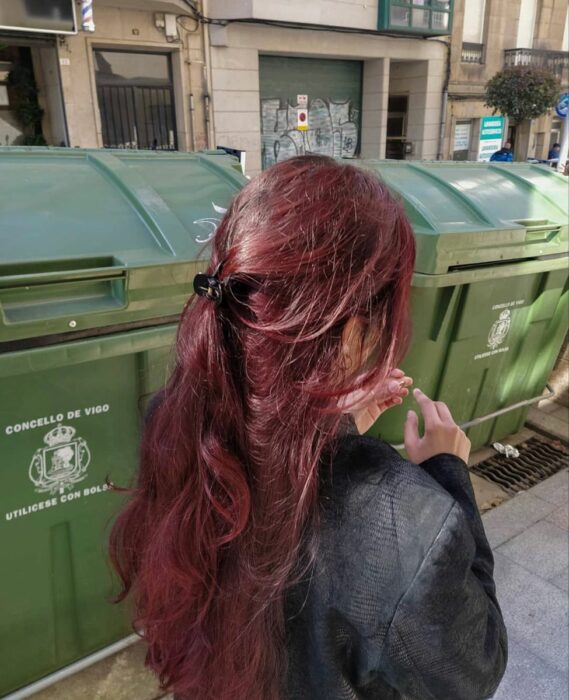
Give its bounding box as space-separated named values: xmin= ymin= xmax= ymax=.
xmin=0 ymin=41 xmax=66 ymax=146
xmin=386 ymin=95 xmax=408 ymax=159
xmin=94 ymin=50 xmax=177 ymax=150
xmin=259 ymin=55 xmax=363 ymax=169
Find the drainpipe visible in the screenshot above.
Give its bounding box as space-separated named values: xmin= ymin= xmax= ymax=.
xmin=557 ymin=114 xmax=568 ymax=174
xmin=189 ymin=92 xmax=197 ymax=151
xmin=202 ymin=0 xmax=215 ymax=149
xmin=437 ymin=40 xmax=451 ymax=161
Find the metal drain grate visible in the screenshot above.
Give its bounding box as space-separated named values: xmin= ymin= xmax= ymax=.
xmin=471 ymin=436 xmax=569 ymax=496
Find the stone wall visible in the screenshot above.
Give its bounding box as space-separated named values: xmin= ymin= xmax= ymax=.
xmin=58 ymin=3 xmax=209 ymax=151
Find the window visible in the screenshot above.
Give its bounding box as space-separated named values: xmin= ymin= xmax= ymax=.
xmin=516 ymin=0 xmax=538 ymax=48
xmin=379 ymin=1 xmax=453 ymax=35
xmin=462 ymin=0 xmax=485 ymax=44
xmin=94 ymin=50 xmax=177 ymax=150
xmin=386 ymin=94 xmax=408 ymax=159
xmin=461 ymin=0 xmax=485 ymax=63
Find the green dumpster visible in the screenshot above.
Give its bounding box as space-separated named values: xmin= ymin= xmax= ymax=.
xmin=0 ymin=147 xmax=246 ymax=696
xmin=357 ymin=161 xmax=568 ymax=450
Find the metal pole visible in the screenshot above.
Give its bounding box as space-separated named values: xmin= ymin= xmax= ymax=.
xmin=390 ymin=384 xmax=556 ymax=451
xmin=4 ymin=635 xmax=140 ymax=699
xmin=557 ymin=114 xmax=568 ymax=174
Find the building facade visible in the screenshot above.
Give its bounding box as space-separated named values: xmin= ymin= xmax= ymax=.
xmin=0 ymin=0 xmax=211 ymax=153
xmin=444 ymin=0 xmax=569 ymax=161
xmin=1 ymin=1 xmax=566 ymax=172
xmin=0 ymin=1 xmax=455 ymax=175
xmin=206 ymin=0 xmax=452 ymax=174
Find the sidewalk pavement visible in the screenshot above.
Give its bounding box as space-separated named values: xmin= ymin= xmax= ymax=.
xmin=484 ymin=467 xmax=569 ymax=700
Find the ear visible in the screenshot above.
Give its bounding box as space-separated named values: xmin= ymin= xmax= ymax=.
xmin=341 ymin=317 xmax=365 ymax=372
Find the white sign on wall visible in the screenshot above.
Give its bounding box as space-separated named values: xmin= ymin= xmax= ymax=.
xmin=454 ymin=122 xmax=471 ymax=152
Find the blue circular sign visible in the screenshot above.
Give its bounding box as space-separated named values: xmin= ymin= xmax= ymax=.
xmin=555 ymin=92 xmax=569 ymax=118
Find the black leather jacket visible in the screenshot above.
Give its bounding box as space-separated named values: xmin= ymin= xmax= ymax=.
xmin=285 ymin=435 xmax=508 ymax=699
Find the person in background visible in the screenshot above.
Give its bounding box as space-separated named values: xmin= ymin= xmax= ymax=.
xmin=490 ymin=141 xmax=513 ymax=162
xmin=548 ymin=142 xmax=561 ymax=160
xmin=109 ymin=156 xmax=507 ymax=700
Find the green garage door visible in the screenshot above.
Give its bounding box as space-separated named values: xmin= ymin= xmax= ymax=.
xmin=260 ymin=56 xmax=363 ymax=169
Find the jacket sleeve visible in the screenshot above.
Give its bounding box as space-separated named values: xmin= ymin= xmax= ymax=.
xmin=381 ymin=454 xmax=508 ymax=700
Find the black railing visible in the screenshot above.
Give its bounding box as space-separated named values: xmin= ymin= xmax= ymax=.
xmin=504 ymin=48 xmax=569 ymax=81
xmin=96 ymin=84 xmax=177 ymax=150
xmin=461 ymin=42 xmax=484 ymax=63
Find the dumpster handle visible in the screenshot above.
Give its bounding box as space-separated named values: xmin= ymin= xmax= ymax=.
xmin=3 ymin=634 xmax=140 ymax=700
xmin=390 ymin=384 xmax=556 ymax=451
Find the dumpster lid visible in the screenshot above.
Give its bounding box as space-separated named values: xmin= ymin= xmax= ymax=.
xmin=0 ymin=148 xmax=246 ymax=344
xmin=354 ymin=160 xmax=569 ymax=274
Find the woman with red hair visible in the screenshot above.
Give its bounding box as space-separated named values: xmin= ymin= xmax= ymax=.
xmin=110 ymin=155 xmax=507 ymax=700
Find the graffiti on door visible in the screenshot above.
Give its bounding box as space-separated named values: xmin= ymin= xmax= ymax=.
xmin=261 ymin=97 xmax=359 ymax=169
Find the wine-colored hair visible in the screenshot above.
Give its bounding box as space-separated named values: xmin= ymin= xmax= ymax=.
xmin=109 ymin=155 xmax=416 ymax=699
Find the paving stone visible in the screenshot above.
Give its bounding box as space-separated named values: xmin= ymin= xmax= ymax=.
xmin=496 ymin=520 xmax=569 ymax=580
xmin=491 ymin=640 xmax=569 ymax=700
xmin=549 ymin=567 xmax=569 ymax=593
xmin=527 ymin=408 xmax=569 ymax=441
xmin=492 ymin=552 xmax=569 ymax=674
xmin=470 ymin=473 xmax=509 ymax=512
xmin=528 ymin=468 xmax=569 ymax=507
xmin=537 ymin=399 xmax=561 ymax=414
xmin=30 ymin=642 xmax=163 ymax=700
xmin=551 ymin=405 xmax=569 ymax=424
xmin=546 ymin=504 xmax=569 ymax=531
xmin=482 ymin=491 xmax=557 ymax=548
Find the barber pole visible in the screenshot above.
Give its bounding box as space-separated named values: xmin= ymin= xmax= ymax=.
xmin=81 ymin=0 xmax=95 ymax=32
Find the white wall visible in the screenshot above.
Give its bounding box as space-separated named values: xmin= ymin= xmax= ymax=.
xmin=207 ymin=0 xmax=380 ymax=31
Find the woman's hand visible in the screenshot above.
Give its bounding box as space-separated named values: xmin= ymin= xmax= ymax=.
xmin=340 ymin=368 xmax=413 ymax=435
xmin=404 ymin=388 xmax=471 ymax=464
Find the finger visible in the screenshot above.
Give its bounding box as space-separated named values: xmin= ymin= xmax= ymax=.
xmin=386 ymin=377 xmax=412 ymax=396
xmin=434 ymin=400 xmax=454 ymax=424
xmin=413 ymin=388 xmax=439 ymax=427
xmin=383 ymin=379 xmax=399 ymax=395
xmin=404 ymin=409 xmax=420 ymax=449
xmin=389 ymin=368 xmax=405 ymax=378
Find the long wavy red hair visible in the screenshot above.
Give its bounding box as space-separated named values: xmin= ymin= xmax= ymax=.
xmin=109 ymin=155 xmax=416 ymax=699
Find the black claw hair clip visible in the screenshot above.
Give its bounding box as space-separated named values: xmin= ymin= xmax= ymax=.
xmin=193 ymin=263 xmax=225 ymax=305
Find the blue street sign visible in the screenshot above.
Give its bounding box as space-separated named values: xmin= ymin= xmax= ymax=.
xmin=555 ymin=93 xmax=569 ymax=119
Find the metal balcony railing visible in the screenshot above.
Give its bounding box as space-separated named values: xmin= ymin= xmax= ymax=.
xmin=461 ymin=42 xmax=484 ymax=63
xmin=504 ymin=48 xmax=569 ymax=81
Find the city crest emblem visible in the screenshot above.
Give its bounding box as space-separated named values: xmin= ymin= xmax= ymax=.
xmin=29 ymin=424 xmax=91 ymax=495
xmin=487 ymin=309 xmax=511 ymax=350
